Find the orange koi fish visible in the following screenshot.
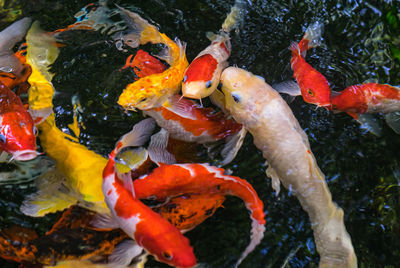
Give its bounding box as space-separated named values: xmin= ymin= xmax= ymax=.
xmin=0 ymin=83 xmax=39 ymax=161
xmin=133 ymin=163 xmax=266 ymax=267
xmin=182 ymin=0 xmax=247 ymax=99
xmin=144 ymin=95 xmax=246 ymax=165
xmin=275 ymin=22 xmax=331 ymax=107
xmin=115 ymin=6 xmax=188 ymax=110
xmin=102 ymin=119 xmax=196 ymax=267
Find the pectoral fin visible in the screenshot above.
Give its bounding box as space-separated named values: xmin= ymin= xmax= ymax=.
xmin=266 ymin=164 xmax=281 ymax=195
xmin=384 ymin=111 xmax=400 ymax=134
xmin=220 ymin=127 xmax=247 ymax=166
xmin=109 ymin=239 xmax=144 ymax=267
xmin=272 ymin=80 xmax=301 ymax=96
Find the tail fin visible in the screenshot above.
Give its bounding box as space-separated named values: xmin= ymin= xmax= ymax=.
xmin=20 ymin=167 xmax=78 ymax=217
xmin=221 ymin=0 xmax=249 ymax=33
xmin=303 ymin=21 xmax=323 ymax=49
xmin=114 ymin=118 xmax=156 ymax=156
xmin=115 ymin=5 xmax=164 ymax=48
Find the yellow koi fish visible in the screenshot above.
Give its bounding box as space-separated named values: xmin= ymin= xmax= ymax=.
xmin=116 ymin=6 xmax=188 ymax=110
xmin=26 ymin=21 xmax=58 ymax=123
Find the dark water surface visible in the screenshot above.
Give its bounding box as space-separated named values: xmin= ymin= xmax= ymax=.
xmin=1 ymin=0 xmax=400 ymax=267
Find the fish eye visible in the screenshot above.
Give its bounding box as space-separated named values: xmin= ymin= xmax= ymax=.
xmin=138 ymin=97 xmax=147 ymax=103
xmin=231 ymin=92 xmax=240 ymax=103
xmin=33 ymin=126 xmax=38 ymax=136
xmin=307 ymin=89 xmax=314 ymax=96
xmin=205 ymin=80 xmax=212 ymax=88
xmin=182 ymin=75 xmax=187 ymax=83
xmin=162 ymin=251 xmax=173 ymax=260
xmin=0 ymin=134 xmax=6 ymax=144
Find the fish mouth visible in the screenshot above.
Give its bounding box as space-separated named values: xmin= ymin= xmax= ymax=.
xmin=10 ymin=150 xmax=42 ymax=162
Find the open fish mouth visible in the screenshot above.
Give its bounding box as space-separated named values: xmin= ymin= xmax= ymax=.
xmin=10 ymin=150 xmax=42 ymax=162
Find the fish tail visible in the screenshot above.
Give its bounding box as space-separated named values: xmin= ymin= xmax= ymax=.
xmin=114 ymin=118 xmax=156 ymax=156
xmin=289 ymin=41 xmax=302 ymax=58
xmin=221 ymin=0 xmax=249 ymax=33
xmin=20 ymin=167 xmax=78 ymax=217
xmin=116 ymin=5 xmax=164 ymax=47
xmin=208 ymin=165 xmax=266 ymax=265
xmin=303 ymin=21 xmax=323 ymax=49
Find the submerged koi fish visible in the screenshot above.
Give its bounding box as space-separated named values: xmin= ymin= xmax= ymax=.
xmin=216 ymin=67 xmax=357 ymax=267
xmin=275 ymin=22 xmax=331 ymax=107
xmin=132 ymin=162 xmax=266 ymax=267
xmin=115 ymin=6 xmax=188 ymax=110
xmin=182 ymin=0 xmax=247 ymax=99
xmin=0 ymin=18 xmax=32 ymax=77
xmin=0 ymin=83 xmax=39 ymax=161
xmin=102 ymin=119 xmax=196 ymax=267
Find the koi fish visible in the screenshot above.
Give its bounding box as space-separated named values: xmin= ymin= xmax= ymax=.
xmin=274 ymin=22 xmax=331 ymax=107
xmin=101 ymin=119 xmax=197 ymax=267
xmin=144 ymin=94 xmax=246 ymax=165
xmin=0 ymin=83 xmax=39 ymax=161
xmin=132 ymin=162 xmax=265 ymax=267
xmin=216 ymin=66 xmax=357 ymax=267
xmin=0 ymin=18 xmax=32 ymax=77
xmin=115 ymin=6 xmax=188 ymax=110
xmin=182 ymin=0 xmax=247 ymax=99
xmin=26 ymin=21 xmax=60 ymax=123
xmin=330 ymin=82 xmax=400 ymax=134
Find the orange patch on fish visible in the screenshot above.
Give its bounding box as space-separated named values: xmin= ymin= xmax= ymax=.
xmin=183 ymin=54 xmax=218 ymax=83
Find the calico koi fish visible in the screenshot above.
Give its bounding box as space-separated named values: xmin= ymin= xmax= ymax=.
xmin=115 ymin=6 xmax=188 ymax=110
xmin=0 ymin=83 xmax=39 ymax=161
xmin=102 ymin=119 xmax=196 ymax=267
xmin=216 ymin=67 xmax=357 ymax=267
xmin=132 ymin=162 xmax=266 ymax=267
xmin=182 ymin=0 xmax=247 ymax=99
xmin=275 ymin=22 xmax=331 ymax=107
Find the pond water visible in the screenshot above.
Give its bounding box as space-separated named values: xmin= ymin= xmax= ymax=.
xmin=0 ymin=0 xmax=400 ymax=267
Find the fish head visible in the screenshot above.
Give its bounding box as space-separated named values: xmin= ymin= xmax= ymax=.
xmin=118 ymin=87 xmax=166 ymax=111
xmin=182 ymin=54 xmax=220 ymax=99
xmin=140 ymin=230 xmax=196 ymax=268
xmin=0 ymin=111 xmax=39 ymax=161
xmin=298 ymin=73 xmax=331 ymax=108
xmin=219 ymin=67 xmax=262 ymax=125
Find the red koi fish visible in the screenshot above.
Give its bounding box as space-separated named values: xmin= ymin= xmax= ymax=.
xmin=330 ymin=83 xmax=400 ymax=114
xmin=133 ymin=163 xmax=266 ymax=267
xmin=275 ymin=22 xmax=331 ymax=107
xmin=102 ymin=118 xmax=196 ymax=267
xmin=0 ymin=83 xmax=39 ymax=161
xmin=121 ymin=49 xmax=167 ymax=78
xmin=182 ymin=0 xmax=248 ymax=99
xmin=144 ymin=94 xmax=246 ymax=165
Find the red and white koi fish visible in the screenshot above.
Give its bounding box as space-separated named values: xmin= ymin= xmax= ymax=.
xmin=123 ymin=50 xmax=245 ymax=165
xmin=132 ymin=162 xmax=266 ymax=267
xmin=182 ymin=0 xmax=248 ymax=99
xmin=274 ymin=22 xmax=331 ymax=108
xmin=102 ymin=118 xmax=196 ymax=267
xmin=330 ymin=83 xmax=400 ymax=134
xmin=0 ymin=83 xmax=39 ymax=161
xmin=144 ymin=94 xmax=246 ymax=165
